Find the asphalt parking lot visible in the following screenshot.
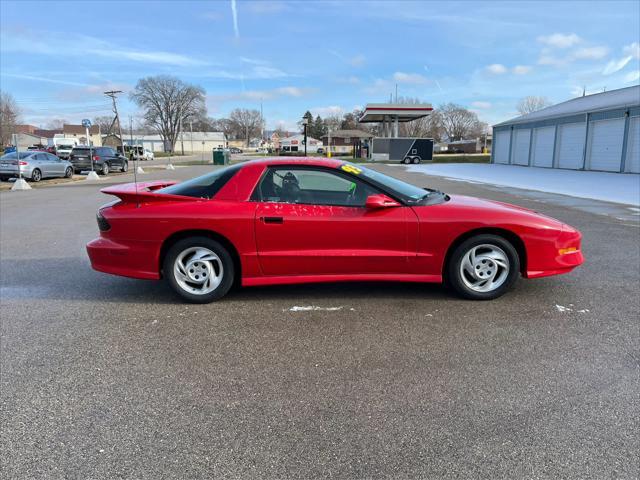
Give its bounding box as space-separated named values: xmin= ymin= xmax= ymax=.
xmin=1 ymin=163 xmax=638 ymax=479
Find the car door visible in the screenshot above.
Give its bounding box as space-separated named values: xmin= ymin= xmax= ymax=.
xmin=33 ymin=153 xmax=53 ymax=177
xmin=253 ymin=166 xmax=418 ymax=276
xmin=46 ymin=153 xmax=65 ymax=176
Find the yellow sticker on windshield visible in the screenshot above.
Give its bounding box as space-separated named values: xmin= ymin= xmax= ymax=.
xmin=341 ymin=164 xmax=362 ymax=175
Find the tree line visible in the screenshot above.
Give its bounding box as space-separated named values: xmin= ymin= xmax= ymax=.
xmin=1 ymin=74 xmax=553 ymax=151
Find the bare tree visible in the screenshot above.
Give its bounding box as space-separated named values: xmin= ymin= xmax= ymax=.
xmin=93 ymin=115 xmax=115 ymax=133
xmin=0 ymin=91 xmax=21 ymax=146
xmin=130 ymin=76 xmax=206 ymax=152
xmin=45 ymin=118 xmax=68 ymax=130
xmin=438 ymin=103 xmax=487 ymax=141
xmin=517 ymin=96 xmax=551 ymax=115
xmin=228 ymin=108 xmax=263 ymax=146
xmin=324 ymin=114 xmax=343 ymax=133
xmin=396 ymin=96 xmax=444 ymax=141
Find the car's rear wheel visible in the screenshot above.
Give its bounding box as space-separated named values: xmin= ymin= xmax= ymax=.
xmin=31 ymin=169 xmax=42 ymax=182
xmin=64 ymin=167 xmax=73 ymax=178
xmin=447 ymin=234 xmax=520 ymax=300
xmin=163 ymin=237 xmax=234 ymax=303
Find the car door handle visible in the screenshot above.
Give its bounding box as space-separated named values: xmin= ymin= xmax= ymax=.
xmin=261 ymin=216 xmax=284 ymax=224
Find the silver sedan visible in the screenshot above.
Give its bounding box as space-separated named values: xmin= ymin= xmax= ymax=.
xmin=0 ymin=151 xmax=74 ymax=182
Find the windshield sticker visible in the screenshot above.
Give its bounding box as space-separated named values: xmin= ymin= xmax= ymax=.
xmin=341 ymin=164 xmax=362 ymax=175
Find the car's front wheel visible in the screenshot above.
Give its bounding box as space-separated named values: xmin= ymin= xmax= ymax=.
xmin=101 ymin=163 xmax=109 ymax=175
xmin=121 ymin=161 xmax=128 ymax=172
xmin=64 ymin=167 xmax=73 ymax=178
xmin=163 ymin=237 xmax=234 ymax=303
xmin=447 ymin=234 xmax=520 ymax=300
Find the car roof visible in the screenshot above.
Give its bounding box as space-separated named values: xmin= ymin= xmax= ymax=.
xmin=241 ymin=157 xmax=345 ymax=168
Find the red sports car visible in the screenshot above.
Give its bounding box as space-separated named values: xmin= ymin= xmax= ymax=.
xmin=87 ymin=158 xmax=583 ymax=303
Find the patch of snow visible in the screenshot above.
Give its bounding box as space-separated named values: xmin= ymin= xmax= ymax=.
xmin=555 ymin=304 xmax=573 ymax=313
xmin=405 ymin=164 xmax=640 ymax=206
xmin=286 ymin=306 xmax=345 ymax=312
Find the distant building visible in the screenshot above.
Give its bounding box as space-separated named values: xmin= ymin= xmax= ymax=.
xmin=62 ymin=124 xmax=102 ymax=146
xmin=120 ymin=132 xmax=226 ymax=153
xmin=279 ymin=134 xmax=322 ymax=153
xmin=322 ymin=129 xmax=373 ymax=155
xmin=493 ymin=85 xmax=639 ymax=173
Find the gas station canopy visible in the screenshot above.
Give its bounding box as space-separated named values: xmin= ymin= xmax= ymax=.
xmin=359 ymin=103 xmax=433 ymax=123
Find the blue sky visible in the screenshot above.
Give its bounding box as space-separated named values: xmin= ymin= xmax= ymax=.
xmin=1 ymin=0 xmax=639 ymax=131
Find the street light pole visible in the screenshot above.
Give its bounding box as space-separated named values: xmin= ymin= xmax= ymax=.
xmin=302 ymin=116 xmax=309 ymax=156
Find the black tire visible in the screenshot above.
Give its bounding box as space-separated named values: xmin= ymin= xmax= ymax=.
xmin=121 ymin=161 xmax=128 ymax=172
xmin=412 ymin=157 xmax=421 ymax=164
xmin=163 ymin=237 xmax=234 ymax=303
xmin=0 ymin=176 xmax=8 ymax=182
xmin=402 ymin=157 xmax=411 ymax=164
xmin=64 ymin=167 xmax=73 ymax=178
xmin=101 ymin=163 xmax=109 ymax=176
xmin=446 ymin=234 xmax=520 ymax=300
xmin=31 ymin=169 xmax=42 ymax=182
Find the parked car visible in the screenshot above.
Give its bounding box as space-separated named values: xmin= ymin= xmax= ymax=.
xmin=69 ymin=146 xmax=128 ymax=175
xmin=0 ymin=151 xmax=73 ymax=182
xmin=229 ymin=147 xmax=243 ymax=154
xmin=53 ymin=138 xmax=79 ymax=159
xmin=87 ymin=158 xmax=584 ymax=303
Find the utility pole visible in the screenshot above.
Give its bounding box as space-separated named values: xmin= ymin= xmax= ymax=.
xmin=104 ymin=90 xmax=124 ymax=156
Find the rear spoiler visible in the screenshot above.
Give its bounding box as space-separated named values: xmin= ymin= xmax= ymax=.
xmin=100 ymin=180 xmax=193 ymax=204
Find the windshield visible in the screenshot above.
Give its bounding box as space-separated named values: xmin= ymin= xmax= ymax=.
xmin=344 ymin=163 xmax=439 ymax=204
xmin=1 ymin=152 xmax=33 ymax=160
xmin=157 ymin=164 xmax=242 ymax=199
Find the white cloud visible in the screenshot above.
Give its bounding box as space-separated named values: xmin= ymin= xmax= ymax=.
xmin=538 ymin=33 xmax=581 ymax=48
xmin=471 ymin=101 xmax=492 ymax=109
xmin=349 ymin=54 xmax=366 ymax=67
xmin=623 ymin=42 xmax=640 ymax=59
xmin=512 ymin=65 xmax=532 ymax=75
xmin=1 ymin=28 xmax=210 ymax=67
xmin=393 ymin=72 xmax=428 ymax=84
xmin=624 ymin=70 xmax=640 ymax=83
xmin=336 ymin=76 xmax=360 ymax=84
xmin=209 ymin=86 xmax=313 ymax=103
xmin=486 ymin=64 xmax=507 ymax=74
xmin=573 ymin=46 xmax=609 ymax=60
xmin=602 ymin=56 xmax=633 ymax=75
xmin=230 ymin=0 xmax=240 ymax=38
xmin=311 ymin=106 xmax=345 ymax=117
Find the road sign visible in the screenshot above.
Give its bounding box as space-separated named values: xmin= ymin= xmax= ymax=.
xmin=82 ymin=119 xmax=92 ymax=128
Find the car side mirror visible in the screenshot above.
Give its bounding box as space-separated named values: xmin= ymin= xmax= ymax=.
xmin=365 ymin=194 xmax=401 ymax=209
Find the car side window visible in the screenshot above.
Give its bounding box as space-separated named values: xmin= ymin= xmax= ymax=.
xmin=48 ymin=153 xmax=60 ymax=161
xmin=255 ymin=167 xmax=378 ymax=207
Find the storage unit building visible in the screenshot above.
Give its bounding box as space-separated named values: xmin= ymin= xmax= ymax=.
xmin=492 ymin=86 xmax=640 ymax=173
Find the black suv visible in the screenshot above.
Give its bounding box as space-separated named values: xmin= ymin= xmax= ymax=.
xmin=69 ymin=146 xmax=128 ymax=175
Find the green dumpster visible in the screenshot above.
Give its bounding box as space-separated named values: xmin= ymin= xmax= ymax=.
xmin=212 ymin=149 xmax=230 ymax=165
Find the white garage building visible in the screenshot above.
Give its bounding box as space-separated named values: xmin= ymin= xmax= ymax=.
xmin=492 ymin=85 xmax=640 ymax=173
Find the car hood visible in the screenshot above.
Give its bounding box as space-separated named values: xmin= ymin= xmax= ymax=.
xmin=418 ymin=194 xmax=565 ymax=227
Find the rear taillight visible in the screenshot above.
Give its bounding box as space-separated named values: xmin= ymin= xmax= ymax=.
xmin=96 ymin=211 xmax=111 ymax=232
xmin=93 ymin=155 xmax=100 ymax=161
xmin=19 ymin=161 xmax=27 ymax=165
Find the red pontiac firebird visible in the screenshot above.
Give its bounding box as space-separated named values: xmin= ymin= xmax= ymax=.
xmin=87 ymin=158 xmax=583 ymax=303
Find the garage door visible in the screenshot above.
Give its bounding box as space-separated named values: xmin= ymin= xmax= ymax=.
xmin=625 ymin=116 xmax=640 ymax=173
xmin=587 ymin=118 xmax=624 ymax=172
xmin=531 ymin=126 xmax=555 ymax=167
xmin=511 ymin=129 xmax=531 ymax=165
xmin=556 ymin=123 xmax=586 ymax=169
xmin=493 ymin=130 xmax=511 ymax=164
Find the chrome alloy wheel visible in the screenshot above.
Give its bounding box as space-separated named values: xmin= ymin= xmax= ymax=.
xmin=459 ymin=244 xmax=510 ymax=293
xmin=173 ymin=247 xmax=224 ymax=295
